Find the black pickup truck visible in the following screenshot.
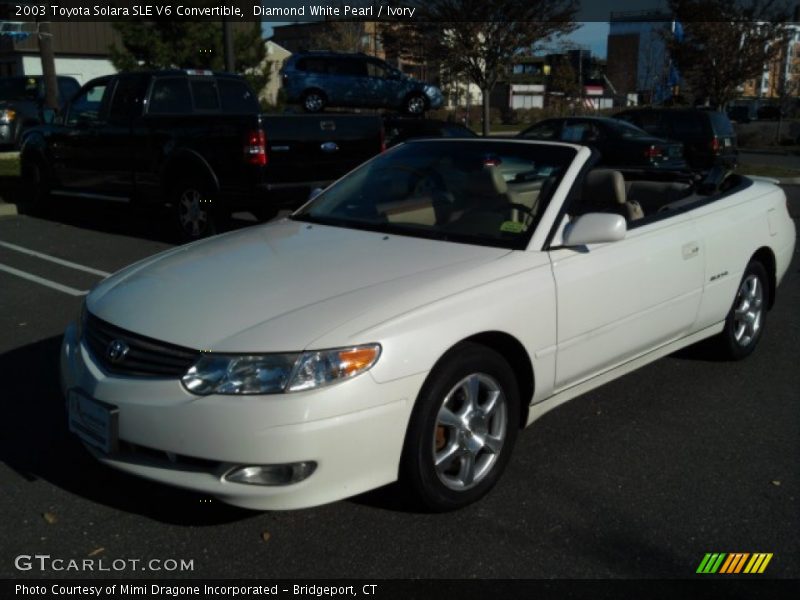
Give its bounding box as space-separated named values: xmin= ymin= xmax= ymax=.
xmin=20 ymin=70 xmax=384 ymax=239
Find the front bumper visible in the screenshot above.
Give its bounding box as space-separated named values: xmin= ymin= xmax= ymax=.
xmin=60 ymin=322 xmax=424 ymax=510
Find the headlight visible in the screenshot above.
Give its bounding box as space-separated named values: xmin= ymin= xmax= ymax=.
xmin=0 ymin=109 xmax=16 ymax=123
xmin=181 ymin=344 xmax=381 ymax=396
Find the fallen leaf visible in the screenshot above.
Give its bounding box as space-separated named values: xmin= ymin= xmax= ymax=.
xmin=88 ymin=547 xmax=105 ymax=557
xmin=261 ymin=531 xmax=271 ymax=542
xmin=772 ymin=480 xmax=781 ymax=486
xmin=42 ymin=512 xmax=57 ymax=524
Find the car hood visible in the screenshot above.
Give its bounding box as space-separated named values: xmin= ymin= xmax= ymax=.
xmin=88 ymin=219 xmax=510 ymax=352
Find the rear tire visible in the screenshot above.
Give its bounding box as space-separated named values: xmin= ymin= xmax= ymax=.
xmin=404 ymin=93 xmax=427 ymax=116
xmin=401 ymin=343 xmax=520 ymax=511
xmin=713 ymin=260 xmax=769 ymax=360
xmin=302 ymin=90 xmax=326 ymax=113
xmin=172 ymin=180 xmax=224 ymax=242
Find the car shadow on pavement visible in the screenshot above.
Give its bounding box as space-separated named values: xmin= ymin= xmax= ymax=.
xmin=0 ymin=336 xmax=257 ymax=526
xmin=16 ymin=199 xmax=261 ymax=245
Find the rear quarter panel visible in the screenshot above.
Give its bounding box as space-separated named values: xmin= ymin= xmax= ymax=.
xmin=692 ymin=180 xmax=795 ymax=329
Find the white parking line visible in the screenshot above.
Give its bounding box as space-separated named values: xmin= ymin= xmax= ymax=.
xmin=0 ymin=240 xmax=111 ymax=277
xmin=0 ymin=263 xmax=88 ymax=296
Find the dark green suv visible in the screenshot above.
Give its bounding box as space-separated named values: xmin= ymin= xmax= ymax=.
xmin=613 ymin=108 xmax=738 ymax=170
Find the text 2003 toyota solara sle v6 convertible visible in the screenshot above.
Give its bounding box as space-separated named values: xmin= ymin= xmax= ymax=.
xmin=61 ymin=140 xmax=795 ymax=511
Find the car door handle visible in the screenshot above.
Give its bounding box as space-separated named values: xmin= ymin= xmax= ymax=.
xmin=682 ymin=242 xmax=700 ymax=259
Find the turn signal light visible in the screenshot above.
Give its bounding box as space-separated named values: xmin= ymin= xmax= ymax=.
xmin=337 ymin=346 xmax=380 ymax=377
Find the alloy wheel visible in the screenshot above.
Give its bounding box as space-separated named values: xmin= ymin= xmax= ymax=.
xmin=733 ymin=273 xmax=764 ymax=347
xmin=304 ymin=93 xmax=324 ymax=112
xmin=432 ymin=372 xmax=507 ymax=491
xmin=407 ymin=95 xmax=426 ymax=115
xmin=177 ymin=188 xmax=209 ymax=238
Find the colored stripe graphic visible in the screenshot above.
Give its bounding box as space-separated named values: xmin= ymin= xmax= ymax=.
xmin=743 ymin=553 xmax=773 ymax=574
xmin=698 ymin=553 xmax=773 ymax=574
xmin=719 ymin=553 xmax=749 ymax=573
xmin=697 ymin=553 xmax=727 ymax=573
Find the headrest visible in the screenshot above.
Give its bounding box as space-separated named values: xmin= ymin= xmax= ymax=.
xmin=470 ymin=165 xmax=507 ymax=198
xmin=583 ymin=169 xmax=626 ymax=206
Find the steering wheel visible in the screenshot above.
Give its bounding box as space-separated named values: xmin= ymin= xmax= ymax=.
xmin=412 ymin=169 xmax=448 ymax=198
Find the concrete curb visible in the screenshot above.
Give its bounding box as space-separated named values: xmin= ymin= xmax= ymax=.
xmin=0 ymin=202 xmax=18 ymax=217
xmin=740 ymin=148 xmax=800 ymax=157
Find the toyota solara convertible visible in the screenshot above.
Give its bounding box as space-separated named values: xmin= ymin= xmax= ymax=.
xmin=61 ymin=139 xmax=795 ymax=511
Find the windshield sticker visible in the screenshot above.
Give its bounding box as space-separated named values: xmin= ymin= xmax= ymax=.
xmin=500 ymin=221 xmax=525 ymax=233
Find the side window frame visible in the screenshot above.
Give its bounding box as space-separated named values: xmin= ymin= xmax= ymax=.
xmin=65 ymin=78 xmax=113 ymax=127
xmin=145 ymin=76 xmax=193 ymax=116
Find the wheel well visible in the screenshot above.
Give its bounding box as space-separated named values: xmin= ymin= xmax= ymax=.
xmin=462 ymin=331 xmax=534 ymax=428
xmin=751 ymin=247 xmax=777 ymax=309
xmin=162 ymin=154 xmax=218 ymax=198
xmin=303 ymin=88 xmax=327 ymax=100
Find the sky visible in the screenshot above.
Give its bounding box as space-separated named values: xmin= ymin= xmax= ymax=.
xmin=568 ymin=22 xmax=611 ymax=58
xmin=263 ymin=22 xmax=612 ymax=58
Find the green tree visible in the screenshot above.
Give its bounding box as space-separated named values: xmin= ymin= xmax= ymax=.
xmin=395 ymin=0 xmax=578 ymax=135
xmin=110 ymin=20 xmax=268 ymax=100
xmin=666 ymin=0 xmax=791 ymax=109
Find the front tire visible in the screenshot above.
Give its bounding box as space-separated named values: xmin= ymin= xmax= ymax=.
xmin=401 ymin=343 xmax=520 ymax=511
xmin=714 ymin=260 xmax=769 ymax=360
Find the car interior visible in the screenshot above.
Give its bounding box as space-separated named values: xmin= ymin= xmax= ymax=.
xmin=374 ymin=162 xmax=556 ymax=234
xmin=571 ymin=166 xmax=747 ymax=227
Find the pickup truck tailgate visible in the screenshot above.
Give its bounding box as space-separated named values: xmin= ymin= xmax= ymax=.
xmin=262 ymin=115 xmax=383 ymax=184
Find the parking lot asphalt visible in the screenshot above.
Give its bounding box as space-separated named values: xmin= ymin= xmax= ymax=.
xmin=0 ymin=193 xmax=798 ymax=580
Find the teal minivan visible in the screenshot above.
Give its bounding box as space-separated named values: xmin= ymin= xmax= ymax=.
xmin=281 ymin=51 xmax=443 ymax=115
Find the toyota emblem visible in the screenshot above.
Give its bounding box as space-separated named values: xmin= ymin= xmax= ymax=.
xmin=106 ymin=339 xmax=130 ymax=364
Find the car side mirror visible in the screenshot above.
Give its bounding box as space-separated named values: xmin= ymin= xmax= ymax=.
xmin=308 ymin=187 xmax=324 ymax=201
xmin=562 ymin=213 xmax=626 ymax=246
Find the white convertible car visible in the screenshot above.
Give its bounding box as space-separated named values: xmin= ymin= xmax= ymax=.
xmin=60 ymin=140 xmax=795 ymax=511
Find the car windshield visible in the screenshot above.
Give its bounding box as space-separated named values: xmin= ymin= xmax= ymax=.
xmin=292 ymin=141 xmax=576 ymax=250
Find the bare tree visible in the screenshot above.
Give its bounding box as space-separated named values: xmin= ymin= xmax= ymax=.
xmin=399 ymin=0 xmax=578 ymax=135
xmin=666 ymin=0 xmax=792 ymax=109
xmin=317 ymin=1 xmax=382 ymax=53
xmin=317 ymin=21 xmax=369 ymax=53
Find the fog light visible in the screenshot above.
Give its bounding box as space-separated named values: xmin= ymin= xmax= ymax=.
xmin=225 ymin=462 xmax=317 ymax=486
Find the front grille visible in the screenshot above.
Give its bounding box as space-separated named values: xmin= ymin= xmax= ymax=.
xmin=117 ymin=441 xmax=221 ymax=472
xmin=84 ymin=312 xmax=200 ymax=378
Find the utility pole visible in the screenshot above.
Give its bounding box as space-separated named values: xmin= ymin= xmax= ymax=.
xmin=36 ymin=20 xmax=59 ymax=112
xmin=223 ymin=18 xmax=235 ymax=72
